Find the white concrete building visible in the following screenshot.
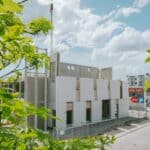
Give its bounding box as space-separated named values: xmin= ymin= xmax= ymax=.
xmin=0 ymin=53 xmax=129 ymax=131
xmin=48 ymin=53 xmax=129 ymax=131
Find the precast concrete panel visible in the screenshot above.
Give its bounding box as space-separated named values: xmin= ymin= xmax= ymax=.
xmin=110 ymin=80 xmax=120 ymax=99
xmin=56 ymin=99 xmax=66 ymax=130
xmin=37 ymin=77 xmax=45 ymax=106
xmin=48 ymin=82 xmax=56 ymax=109
xmin=97 ymin=79 xmax=109 ymax=100
xmin=56 ymin=76 xmax=76 ymax=103
xmin=119 ymin=99 xmax=129 ymax=118
xmin=55 ymin=76 xmax=76 ymax=130
xmin=80 ymin=78 xmax=94 ymax=101
xmin=92 ymin=100 xmax=102 ymax=123
xmin=111 ymin=99 xmax=116 ymax=119
xmin=123 ymin=81 xmax=129 ymax=100
xmin=74 ymin=101 xmax=86 ymax=127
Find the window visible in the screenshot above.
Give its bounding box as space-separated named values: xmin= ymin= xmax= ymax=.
xmin=102 ymin=100 xmax=111 ymax=120
xmin=120 ymin=81 xmax=123 ymax=99
xmin=76 ymin=79 xmax=80 ymax=101
xmin=94 ymin=79 xmax=97 ymax=100
xmin=108 ymin=81 xmax=111 ymax=98
xmin=66 ymin=102 xmax=73 ymax=125
xmin=115 ymin=102 xmax=119 ymax=119
xmin=52 ymin=110 xmax=56 ymax=127
xmin=14 ymin=83 xmax=19 ymax=92
xmin=86 ymin=101 xmax=91 ymax=122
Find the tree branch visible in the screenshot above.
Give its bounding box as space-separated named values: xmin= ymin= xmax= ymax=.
xmin=18 ymin=0 xmax=29 ymax=4
xmin=0 ymin=60 xmax=22 ymax=79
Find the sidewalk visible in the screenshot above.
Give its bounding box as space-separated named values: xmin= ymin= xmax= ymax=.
xmin=115 ymin=119 xmax=150 ymax=138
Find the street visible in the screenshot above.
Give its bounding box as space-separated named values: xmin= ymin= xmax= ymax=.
xmin=110 ymin=122 xmax=150 ymax=150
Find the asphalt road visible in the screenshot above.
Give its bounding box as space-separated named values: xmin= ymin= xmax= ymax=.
xmin=109 ymin=123 xmax=150 ymax=150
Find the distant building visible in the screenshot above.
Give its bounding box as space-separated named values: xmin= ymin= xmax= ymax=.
xmin=127 ymin=74 xmax=150 ymax=110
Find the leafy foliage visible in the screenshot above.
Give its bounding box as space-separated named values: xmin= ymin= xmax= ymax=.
xmin=145 ymin=49 xmax=150 ymax=63
xmin=144 ymin=81 xmax=150 ymax=92
xmin=0 ymin=0 xmax=52 ymax=78
xmin=28 ymin=17 xmax=53 ymax=35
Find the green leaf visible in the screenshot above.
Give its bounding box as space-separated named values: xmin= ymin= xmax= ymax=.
xmin=145 ymin=57 xmax=150 ymax=63
xmin=147 ymin=49 xmax=150 ymax=53
xmin=28 ymin=17 xmax=53 ymax=35
xmin=0 ymin=0 xmax=22 ymax=13
xmin=0 ymin=88 xmax=14 ymax=101
xmin=0 ymin=0 xmax=3 ymax=5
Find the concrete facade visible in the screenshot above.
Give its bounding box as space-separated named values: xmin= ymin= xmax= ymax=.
xmin=49 ymin=75 xmax=129 ymax=131
xmin=47 ymin=53 xmax=129 ymax=131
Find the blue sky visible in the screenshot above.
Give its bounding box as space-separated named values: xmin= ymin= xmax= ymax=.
xmin=81 ymin=0 xmax=150 ymax=31
xmin=22 ymin=0 xmax=150 ymax=80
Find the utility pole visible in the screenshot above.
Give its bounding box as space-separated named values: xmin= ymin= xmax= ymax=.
xmin=44 ymin=2 xmax=54 ymax=131
xmin=50 ymin=3 xmax=53 ymax=55
xmin=24 ymin=60 xmax=28 ymax=125
xmin=44 ymin=48 xmax=48 ymax=131
xmin=34 ymin=49 xmax=38 ymax=128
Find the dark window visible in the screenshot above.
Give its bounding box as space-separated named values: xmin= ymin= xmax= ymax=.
xmin=115 ymin=103 xmax=119 ymax=119
xmin=52 ymin=110 xmax=56 ymax=127
xmin=66 ymin=102 xmax=73 ymax=125
xmin=86 ymin=108 xmax=91 ymax=122
xmin=15 ymin=83 xmax=19 ymax=92
xmin=94 ymin=80 xmax=97 ymax=100
xmin=120 ymin=81 xmax=123 ymax=99
xmin=86 ymin=101 xmax=91 ymax=122
xmin=102 ymin=100 xmax=111 ymax=120
xmin=66 ymin=111 xmax=73 ymax=125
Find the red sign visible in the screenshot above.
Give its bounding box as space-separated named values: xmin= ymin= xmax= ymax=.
xmin=129 ymin=88 xmax=144 ymax=93
xmin=130 ymin=96 xmax=138 ymax=103
xmin=129 ymin=88 xmax=136 ymax=92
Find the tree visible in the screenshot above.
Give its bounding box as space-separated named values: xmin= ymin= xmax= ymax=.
xmin=0 ymin=0 xmax=116 ymax=149
xmin=145 ymin=49 xmax=150 ymax=91
xmin=145 ymin=49 xmax=150 ymax=63
xmin=0 ymin=0 xmax=51 ymax=79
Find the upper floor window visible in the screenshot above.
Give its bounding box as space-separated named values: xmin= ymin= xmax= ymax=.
xmin=120 ymin=81 xmax=123 ymax=99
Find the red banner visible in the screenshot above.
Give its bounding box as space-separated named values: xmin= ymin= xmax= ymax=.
xmin=129 ymin=88 xmax=144 ymax=93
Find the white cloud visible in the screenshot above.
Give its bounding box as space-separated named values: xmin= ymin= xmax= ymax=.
xmin=116 ymin=7 xmax=141 ymax=17
xmin=37 ymin=0 xmax=52 ymax=5
xmin=92 ymin=26 xmax=150 ymax=77
xmin=134 ymin=0 xmax=150 ymax=8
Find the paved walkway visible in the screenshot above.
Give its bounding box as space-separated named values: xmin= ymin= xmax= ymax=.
xmin=109 ymin=121 xmax=150 ymax=150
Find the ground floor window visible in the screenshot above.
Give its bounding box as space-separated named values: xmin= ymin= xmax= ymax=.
xmin=52 ymin=110 xmax=56 ymax=127
xmin=86 ymin=101 xmax=91 ymax=122
xmin=66 ymin=102 xmax=73 ymax=125
xmin=102 ymin=100 xmax=111 ymax=120
xmin=115 ymin=102 xmax=119 ymax=119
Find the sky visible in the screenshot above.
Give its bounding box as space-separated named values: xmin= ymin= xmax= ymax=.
xmin=22 ymin=0 xmax=150 ymax=80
